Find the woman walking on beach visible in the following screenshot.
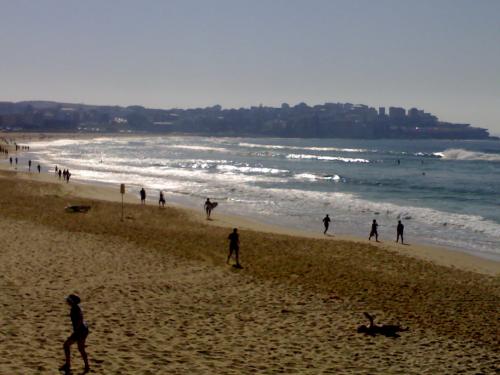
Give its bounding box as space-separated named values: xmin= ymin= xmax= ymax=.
xmin=60 ymin=294 xmax=90 ymax=374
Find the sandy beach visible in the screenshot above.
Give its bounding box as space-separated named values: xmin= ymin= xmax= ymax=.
xmin=0 ymin=139 xmax=499 ymax=374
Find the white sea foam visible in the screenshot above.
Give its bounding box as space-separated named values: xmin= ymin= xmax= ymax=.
xmin=294 ymin=173 xmax=341 ymax=181
xmin=216 ymin=165 xmax=288 ymax=174
xmin=286 ymin=154 xmax=369 ymax=163
xmin=433 ymin=149 xmax=500 ymax=161
xmin=169 ymin=145 xmax=229 ymax=152
xmin=239 ymin=142 xmax=368 ymax=152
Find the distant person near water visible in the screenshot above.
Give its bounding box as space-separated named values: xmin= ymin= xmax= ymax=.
xmin=58 ymin=169 xmax=62 ymax=179
xmin=323 ymin=214 xmax=331 ymax=235
xmin=396 ymin=220 xmax=404 ymax=244
xmin=369 ymin=219 xmax=379 ymax=242
xmin=204 ymin=198 xmax=218 ymax=219
xmin=37 ymin=164 xmax=41 ymax=173
xmin=59 ymin=294 xmax=90 ymax=374
xmin=140 ymin=188 xmax=146 ymax=204
xmin=9 ymin=157 xmax=12 ymax=166
xmin=227 ymin=228 xmax=242 ymax=268
xmin=28 ymin=160 xmax=32 ymax=171
xmin=159 ymin=191 xmax=165 ymax=207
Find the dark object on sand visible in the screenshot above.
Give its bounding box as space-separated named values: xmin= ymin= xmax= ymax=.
xmin=65 ymin=205 xmax=91 ymax=213
xmin=357 ymin=312 xmax=408 ymax=338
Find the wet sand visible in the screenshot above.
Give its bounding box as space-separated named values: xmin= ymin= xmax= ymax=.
xmin=0 ymin=140 xmax=499 ymax=374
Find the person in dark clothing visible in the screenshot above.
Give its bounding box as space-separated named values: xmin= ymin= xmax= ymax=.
xmin=227 ymin=228 xmax=241 ymax=268
xmin=396 ymin=220 xmax=404 ymax=244
xmin=66 ymin=170 xmax=71 ymax=183
xmin=9 ymin=157 xmax=12 ymax=165
xmin=159 ymin=191 xmax=165 ymax=207
xmin=357 ymin=312 xmax=408 ymax=338
xmin=28 ymin=160 xmax=32 ymax=171
xmin=37 ymin=164 xmax=41 ymax=173
xmin=60 ymin=294 xmax=90 ymax=374
xmin=15 ymin=157 xmax=18 ymax=165
xmin=140 ymin=188 xmax=146 ymax=204
xmin=322 ymin=214 xmax=331 ymax=235
xmin=368 ymin=219 xmax=379 ymax=242
xmin=58 ymin=169 xmax=62 ymax=179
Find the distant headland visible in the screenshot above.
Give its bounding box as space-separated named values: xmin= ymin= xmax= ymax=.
xmin=0 ymin=100 xmax=495 ymax=140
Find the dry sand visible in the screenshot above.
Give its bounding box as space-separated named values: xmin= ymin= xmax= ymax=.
xmin=0 ymin=150 xmax=499 ymax=373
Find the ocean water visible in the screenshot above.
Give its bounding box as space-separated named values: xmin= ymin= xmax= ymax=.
xmin=27 ymin=136 xmax=500 ymax=260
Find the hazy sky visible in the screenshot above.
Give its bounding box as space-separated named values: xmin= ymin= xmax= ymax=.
xmin=1 ymin=0 xmax=499 ymax=133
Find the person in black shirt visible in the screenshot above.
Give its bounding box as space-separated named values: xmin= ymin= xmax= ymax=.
xmin=369 ymin=219 xmax=379 ymax=242
xmin=396 ymin=220 xmax=404 ymax=244
xmin=227 ymin=228 xmax=241 ymax=268
xmin=60 ymin=294 xmax=90 ymax=374
xmin=140 ymin=188 xmax=146 ymax=204
xmin=322 ymin=214 xmax=331 ymax=235
xmin=159 ymin=191 xmax=166 ymax=207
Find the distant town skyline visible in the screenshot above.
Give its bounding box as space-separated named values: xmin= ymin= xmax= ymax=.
xmin=1 ymin=0 xmax=499 ymax=134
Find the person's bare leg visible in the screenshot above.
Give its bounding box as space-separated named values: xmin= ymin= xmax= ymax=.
xmin=227 ymin=249 xmax=232 ymax=264
xmin=77 ymin=339 xmax=90 ymax=372
xmin=61 ymin=337 xmax=75 ymax=371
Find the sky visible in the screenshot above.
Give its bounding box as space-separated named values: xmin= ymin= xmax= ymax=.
xmin=0 ymin=0 xmax=499 ymax=133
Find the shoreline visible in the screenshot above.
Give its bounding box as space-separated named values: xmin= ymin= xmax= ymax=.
xmin=1 ymin=157 xmax=498 ymax=276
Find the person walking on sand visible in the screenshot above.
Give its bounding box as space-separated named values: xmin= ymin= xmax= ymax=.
xmin=159 ymin=191 xmax=165 ymax=207
xmin=227 ymin=228 xmax=242 ymax=268
xmin=66 ymin=170 xmax=71 ymax=183
xmin=9 ymin=157 xmax=12 ymax=166
xmin=396 ymin=220 xmax=404 ymax=244
xmin=204 ymin=198 xmax=211 ymax=218
xmin=369 ymin=219 xmax=379 ymax=242
xmin=37 ymin=164 xmax=41 ymax=173
xmin=323 ymin=214 xmax=331 ymax=235
xmin=58 ymin=169 xmax=62 ymax=179
xmin=59 ymin=294 xmax=90 ymax=374
xmin=140 ymin=188 xmax=146 ymax=204
xmin=28 ymin=160 xmax=32 ymax=171
xmin=15 ymin=157 xmax=18 ymax=165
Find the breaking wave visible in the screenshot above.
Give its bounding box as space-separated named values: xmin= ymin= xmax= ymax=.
xmin=433 ymin=149 xmax=500 ymax=162
xmin=286 ymin=154 xmax=369 ymax=163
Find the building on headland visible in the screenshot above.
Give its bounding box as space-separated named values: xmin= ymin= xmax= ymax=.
xmin=0 ymin=100 xmax=494 ymax=139
xmin=389 ymin=107 xmax=406 ymax=120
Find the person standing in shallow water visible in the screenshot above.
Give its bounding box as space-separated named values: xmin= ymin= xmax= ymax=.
xmin=369 ymin=219 xmax=379 ymax=242
xmin=60 ymin=294 xmax=90 ymax=374
xmin=227 ymin=228 xmax=241 ymax=268
xmin=322 ymin=214 xmax=331 ymax=235
xmin=396 ymin=220 xmax=404 ymax=244
xmin=140 ymin=188 xmax=146 ymax=204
